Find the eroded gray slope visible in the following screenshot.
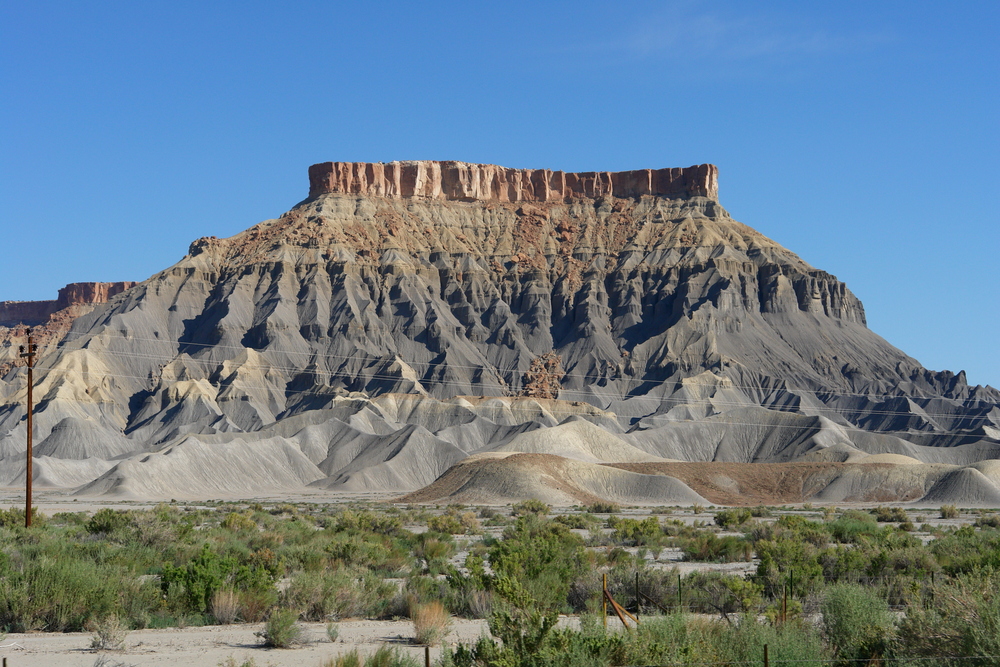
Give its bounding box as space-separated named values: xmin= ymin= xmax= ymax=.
xmin=0 ymin=161 xmax=995 ymax=500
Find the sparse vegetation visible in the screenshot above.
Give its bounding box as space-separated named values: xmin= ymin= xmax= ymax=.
xmin=1 ymin=501 xmax=999 ymax=665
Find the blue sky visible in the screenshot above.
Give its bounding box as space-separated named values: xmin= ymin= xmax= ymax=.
xmin=2 ymin=1 xmax=998 ymax=387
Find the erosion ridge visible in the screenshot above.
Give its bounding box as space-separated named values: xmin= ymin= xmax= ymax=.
xmin=0 ymin=161 xmax=997 ymax=504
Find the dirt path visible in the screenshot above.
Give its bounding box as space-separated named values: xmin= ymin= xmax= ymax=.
xmin=0 ymin=619 xmax=492 ymax=667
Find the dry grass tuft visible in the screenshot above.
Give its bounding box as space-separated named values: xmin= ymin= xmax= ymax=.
xmin=89 ymin=614 xmax=129 ymax=651
xmin=411 ymin=600 xmax=451 ymax=646
xmin=211 ymin=588 xmax=240 ymax=624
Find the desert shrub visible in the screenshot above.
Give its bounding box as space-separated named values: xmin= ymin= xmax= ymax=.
xmin=931 ymin=526 xmax=1000 ymax=574
xmin=681 ymin=532 xmax=751 ymax=563
xmin=89 ymin=614 xmax=129 ymax=651
xmin=236 ymin=588 xmax=276 ymax=623
xmin=489 ymin=514 xmax=586 ymax=611
xmin=608 ymin=516 xmax=664 ymax=547
xmin=821 ymin=583 xmax=895 ymax=664
xmin=750 ymin=505 xmax=772 ymax=517
xmin=322 ymin=650 xmax=363 ymax=667
xmin=0 ymin=506 xmax=47 ymax=528
xmin=940 ymin=505 xmax=960 ymax=519
xmin=160 ymin=544 xmax=280 ymax=614
xmin=894 ymin=571 xmax=1000 ymax=663
xmin=414 ymin=534 xmax=455 ymax=575
xmin=554 ymin=513 xmax=597 ymax=529
xmin=512 ymin=499 xmax=550 ymax=516
xmin=974 ymin=514 xmax=1000 ymax=529
xmin=412 ymin=600 xmax=451 ymax=645
xmin=329 ymin=510 xmax=403 ymax=535
xmin=333 ymin=646 xmax=419 ymax=667
xmin=870 ymin=506 xmax=908 ymax=523
xmin=283 ymin=568 xmax=397 ymax=620
xmin=221 ymin=512 xmax=258 ymax=532
xmin=683 ymin=572 xmax=764 ymax=619
xmin=714 ymin=508 xmax=752 ymax=528
xmin=86 ymin=509 xmax=134 ymax=536
xmin=326 ymin=621 xmax=339 ymax=642
xmin=255 ymin=608 xmax=303 ymax=648
xmin=210 ymin=588 xmax=240 ymax=624
xmin=828 ymin=511 xmax=882 ymax=544
xmin=754 ymin=536 xmax=824 ymax=597
xmin=427 ymin=514 xmax=465 ymax=535
xmin=449 ymin=609 xmax=828 ymax=667
xmin=0 ymin=555 xmax=156 ymax=632
xmin=586 ymin=502 xmax=620 ymax=514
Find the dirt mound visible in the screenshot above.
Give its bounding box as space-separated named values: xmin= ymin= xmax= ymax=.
xmin=398 ymin=453 xmax=707 ymax=506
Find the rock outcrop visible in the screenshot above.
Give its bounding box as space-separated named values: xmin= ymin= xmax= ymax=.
xmin=0 ymin=281 xmax=137 ymax=327
xmin=308 ymin=161 xmax=718 ymax=202
xmin=0 ymin=161 xmax=996 ymax=503
xmin=0 ymin=281 xmax=137 ymax=375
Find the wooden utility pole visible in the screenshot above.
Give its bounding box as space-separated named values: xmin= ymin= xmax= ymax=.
xmin=19 ymin=329 xmax=37 ymax=528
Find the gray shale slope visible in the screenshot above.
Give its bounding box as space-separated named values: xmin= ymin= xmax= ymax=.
xmin=1 ymin=161 xmax=997 ymax=503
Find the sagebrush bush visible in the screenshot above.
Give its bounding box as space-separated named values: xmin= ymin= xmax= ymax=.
xmin=821 ymin=583 xmax=895 ymax=663
xmin=89 ymin=614 xmax=129 ymax=651
xmin=940 ymin=505 xmax=959 ymax=519
xmin=255 ymin=608 xmax=303 ymax=648
xmin=870 ymin=506 xmax=908 ymax=523
xmin=511 ymin=499 xmax=550 ymax=516
xmin=586 ymin=502 xmax=620 ymax=514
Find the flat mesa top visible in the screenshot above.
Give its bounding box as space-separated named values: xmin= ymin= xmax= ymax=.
xmin=308 ymin=160 xmax=718 ymax=203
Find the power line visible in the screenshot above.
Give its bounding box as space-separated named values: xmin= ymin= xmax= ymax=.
xmin=24 ymin=330 xmax=999 ymax=420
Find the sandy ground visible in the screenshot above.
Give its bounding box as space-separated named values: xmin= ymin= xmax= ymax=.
xmin=0 ymin=619 xmax=497 ymax=667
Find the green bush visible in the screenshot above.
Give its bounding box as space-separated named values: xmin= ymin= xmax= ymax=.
xmin=714 ymin=508 xmax=752 ymax=528
xmin=821 ymin=583 xmax=895 ymax=663
xmin=894 ymin=571 xmax=1000 ymax=663
xmin=255 ymin=608 xmax=303 ymax=648
xmin=681 ymin=532 xmax=751 ymax=563
xmin=554 ymin=513 xmax=597 ymax=529
xmin=86 ymin=508 xmax=134 ymax=535
xmin=940 ymin=505 xmax=959 ymax=519
xmin=160 ymin=544 xmax=280 ymax=614
xmin=489 ymin=514 xmax=586 ymax=611
xmin=608 ymin=516 xmax=664 ymax=546
xmin=586 ymin=502 xmax=620 ymax=514
xmin=870 ymin=506 xmax=908 ymax=523
xmin=512 ymin=499 xmax=550 ymax=516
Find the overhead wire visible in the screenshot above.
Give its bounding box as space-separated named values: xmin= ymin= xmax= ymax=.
xmin=11 ymin=330 xmax=996 ymax=424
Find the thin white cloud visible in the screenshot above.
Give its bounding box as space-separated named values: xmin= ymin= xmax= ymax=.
xmin=580 ymin=2 xmax=894 ymax=64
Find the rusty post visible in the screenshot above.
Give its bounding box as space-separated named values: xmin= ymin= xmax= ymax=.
xmin=603 ymin=573 xmax=608 ymax=628
xmin=19 ymin=329 xmax=37 ymax=528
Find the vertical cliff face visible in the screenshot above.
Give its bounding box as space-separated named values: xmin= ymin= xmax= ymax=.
xmin=55 ymin=282 xmax=137 ymax=311
xmin=308 ymin=161 xmax=719 ymax=202
xmin=0 ymin=281 xmax=137 ymax=375
xmin=0 ymin=281 xmax=137 ymax=327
